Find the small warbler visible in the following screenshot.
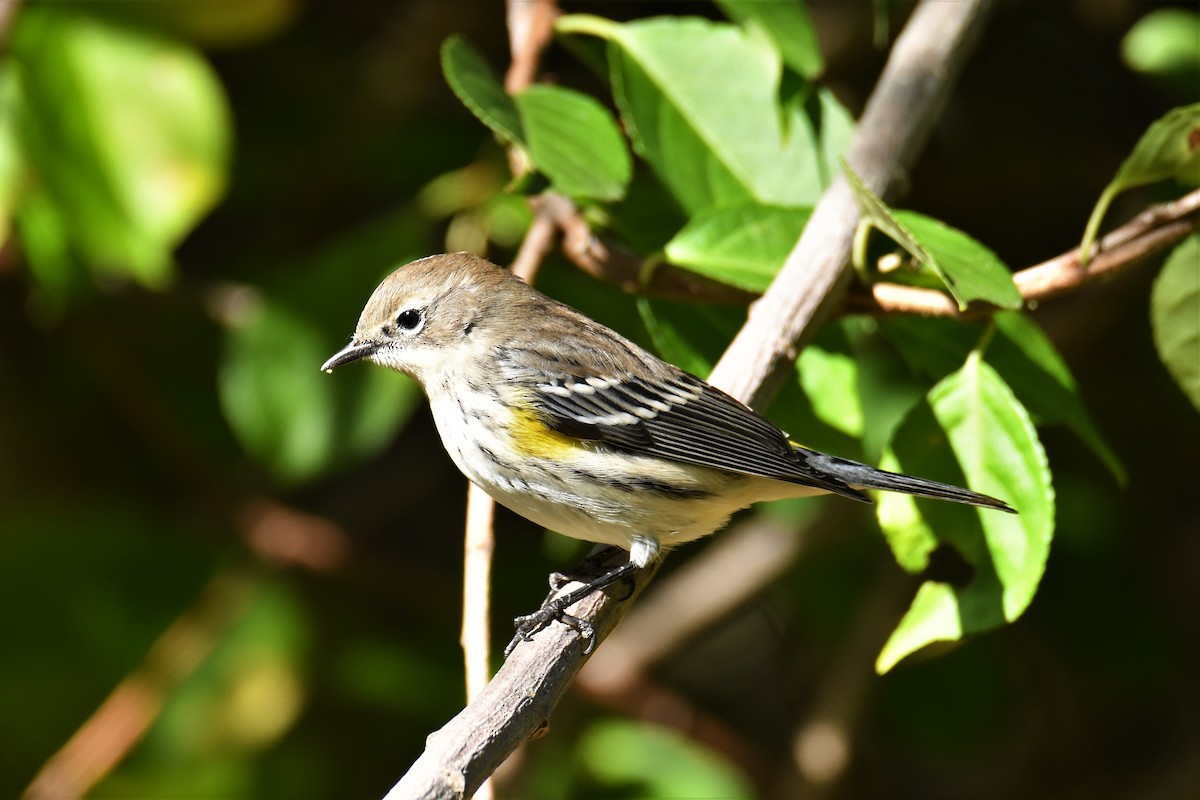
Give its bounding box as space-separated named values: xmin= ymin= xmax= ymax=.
xmin=322 ymin=253 xmax=1014 ymax=648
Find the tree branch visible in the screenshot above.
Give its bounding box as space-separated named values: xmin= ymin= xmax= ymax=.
xmin=385 ymin=2 xmax=995 ymax=797
xmin=0 ymin=0 xmax=21 ymax=45
xmin=847 ymin=186 xmax=1200 ymax=318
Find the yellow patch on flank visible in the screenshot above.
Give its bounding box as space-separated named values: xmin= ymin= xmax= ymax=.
xmin=509 ymin=405 xmax=583 ymax=460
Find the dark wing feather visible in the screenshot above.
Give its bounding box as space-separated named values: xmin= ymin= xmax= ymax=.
xmin=528 ymin=369 xmax=868 ymax=502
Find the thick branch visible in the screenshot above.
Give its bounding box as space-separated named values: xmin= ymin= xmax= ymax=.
xmin=385 ymin=553 xmax=662 ymax=800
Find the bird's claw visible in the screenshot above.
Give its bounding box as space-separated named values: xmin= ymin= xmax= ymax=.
xmin=504 ymin=597 xmax=596 ymax=657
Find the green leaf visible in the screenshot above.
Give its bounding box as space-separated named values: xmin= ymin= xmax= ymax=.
xmin=881 ymin=314 xmax=1124 ymax=482
xmin=843 ymin=162 xmax=952 ymax=304
xmin=1122 ymin=9 xmax=1200 ymax=98
xmin=988 ymin=314 xmax=1125 ymax=482
xmin=892 ymin=211 xmax=1022 ymax=310
xmin=219 ymin=298 xmax=420 ymax=484
xmin=560 ymin=15 xmax=846 ymax=212
xmin=10 ymin=8 xmax=230 ymax=289
xmin=665 ymin=203 xmax=811 ymax=292
xmin=1151 ymin=234 xmax=1200 ymax=410
xmin=514 ymin=85 xmax=631 ymax=201
xmin=796 ymin=329 xmax=863 ymax=440
xmin=1081 ymin=103 xmax=1200 ymax=260
xmin=440 ymin=35 xmax=524 ymax=146
xmin=714 ymin=0 xmax=824 ymax=79
xmin=772 ymin=321 xmax=865 ymax=458
xmin=578 ymin=719 xmax=753 ymax=800
xmin=875 ymin=355 xmax=1055 ymax=672
xmin=843 ymin=163 xmax=1021 ymax=310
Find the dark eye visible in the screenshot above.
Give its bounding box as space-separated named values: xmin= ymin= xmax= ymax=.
xmin=396 ymin=308 xmax=423 ymax=331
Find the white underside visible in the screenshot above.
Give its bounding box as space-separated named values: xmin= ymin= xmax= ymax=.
xmin=425 ymin=377 xmax=825 ymax=567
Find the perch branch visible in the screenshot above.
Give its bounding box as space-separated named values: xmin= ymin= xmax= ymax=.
xmin=384 ymin=2 xmax=995 ymax=798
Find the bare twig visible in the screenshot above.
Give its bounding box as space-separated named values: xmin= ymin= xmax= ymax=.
xmin=509 ymin=209 xmax=557 ymax=284
xmin=384 ymin=2 xmax=995 ymax=797
xmin=461 ymin=484 xmax=496 ymax=704
xmin=385 ymin=552 xmax=663 ymax=800
xmin=548 ymin=177 xmax=1199 ymax=312
xmin=504 ymin=0 xmax=558 ymax=95
xmin=0 ymin=0 xmax=21 ymax=45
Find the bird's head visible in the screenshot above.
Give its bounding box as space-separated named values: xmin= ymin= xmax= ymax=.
xmin=321 ymin=252 xmax=522 ymax=385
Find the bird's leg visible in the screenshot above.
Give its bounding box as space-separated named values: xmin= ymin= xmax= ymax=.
xmin=506 ymin=548 xmax=640 ymax=657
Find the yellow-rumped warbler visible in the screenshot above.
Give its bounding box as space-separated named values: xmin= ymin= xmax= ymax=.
xmin=322 ymin=253 xmax=1014 ymax=647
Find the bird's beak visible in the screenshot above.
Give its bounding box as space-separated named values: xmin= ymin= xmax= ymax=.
xmin=321 ymin=340 xmax=378 ymax=373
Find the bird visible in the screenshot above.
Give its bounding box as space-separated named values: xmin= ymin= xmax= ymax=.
xmin=321 ymin=252 xmax=1014 ymax=650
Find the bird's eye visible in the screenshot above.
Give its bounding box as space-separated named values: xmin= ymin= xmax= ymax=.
xmin=396 ymin=308 xmax=423 ymax=331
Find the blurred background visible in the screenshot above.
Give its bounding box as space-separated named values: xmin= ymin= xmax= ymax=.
xmin=1 ymin=1 xmax=1197 ymax=798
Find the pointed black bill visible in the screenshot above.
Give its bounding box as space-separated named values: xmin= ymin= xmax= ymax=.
xmin=321 ymin=340 xmax=378 ymax=373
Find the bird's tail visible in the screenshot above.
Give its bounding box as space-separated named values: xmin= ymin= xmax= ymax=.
xmin=802 ymin=450 xmax=1016 ymax=513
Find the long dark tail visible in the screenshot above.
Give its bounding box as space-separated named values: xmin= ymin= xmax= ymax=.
xmin=803 ymin=451 xmax=1017 ymax=513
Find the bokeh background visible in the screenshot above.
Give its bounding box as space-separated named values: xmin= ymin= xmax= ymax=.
xmin=1 ymin=1 xmax=1197 ymax=798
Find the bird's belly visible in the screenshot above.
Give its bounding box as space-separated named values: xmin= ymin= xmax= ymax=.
xmin=426 ymin=388 xmax=822 ymax=553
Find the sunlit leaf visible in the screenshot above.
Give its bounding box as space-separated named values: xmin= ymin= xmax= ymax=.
xmin=1151 ymin=234 xmax=1200 ymax=410
xmin=843 ymin=163 xmax=1021 ymax=310
xmin=11 ymin=8 xmax=230 ymax=289
xmin=714 ymin=0 xmax=824 ymax=78
xmin=665 ymin=203 xmax=811 ymax=292
xmin=559 ymin=15 xmax=847 ymax=212
xmin=880 ymin=314 xmax=1125 ymax=482
xmin=773 ymin=320 xmax=866 ymax=458
xmin=892 ymin=211 xmax=1022 ymax=309
xmin=440 ymin=35 xmax=524 ymax=146
xmin=514 ymin=84 xmax=631 ymax=201
xmin=875 ymin=355 xmax=1054 ymax=672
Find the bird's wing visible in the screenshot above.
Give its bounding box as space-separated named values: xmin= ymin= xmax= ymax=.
xmin=523 ymin=367 xmax=868 ymax=502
